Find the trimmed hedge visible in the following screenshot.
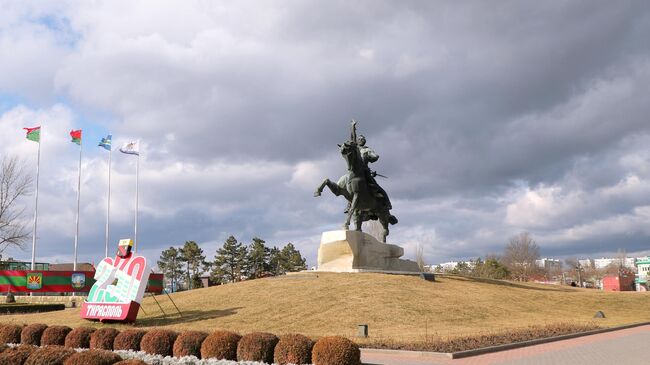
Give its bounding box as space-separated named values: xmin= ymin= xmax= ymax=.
xmin=237 ymin=332 xmax=278 ymax=363
xmin=274 ymin=333 xmax=314 ymax=365
xmin=140 ymin=329 xmax=177 ymax=356
xmin=172 ymin=331 xmax=208 ymax=358
xmin=24 ymin=345 xmax=75 ymax=365
xmin=41 ymin=326 xmax=72 ymax=346
xmin=63 ymin=349 xmax=122 ymax=365
xmin=113 ymin=330 xmax=146 ymax=351
xmin=0 ymin=344 xmax=37 ymax=364
xmin=21 ymin=324 xmax=48 ymax=346
xmin=200 ymin=330 xmax=241 ymax=360
xmin=0 ymin=324 xmax=23 ymax=344
xmin=64 ymin=327 xmax=95 ymax=349
xmin=0 ymin=304 xmax=64 ymax=314
xmin=114 ymin=360 xmax=147 ymax=365
xmin=312 ymin=336 xmax=361 ymax=365
xmin=90 ymin=328 xmax=120 ymax=350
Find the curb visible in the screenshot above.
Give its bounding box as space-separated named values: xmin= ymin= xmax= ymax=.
xmin=360 ymin=321 xmax=650 ymax=360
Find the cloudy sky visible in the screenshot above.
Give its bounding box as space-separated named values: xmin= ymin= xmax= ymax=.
xmin=1 ymin=1 xmax=650 ymax=269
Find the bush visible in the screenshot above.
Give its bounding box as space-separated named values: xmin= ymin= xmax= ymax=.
xmin=140 ymin=329 xmax=177 ymax=356
xmin=0 ymin=344 xmax=37 ymax=365
xmin=64 ymin=327 xmax=95 ymax=349
xmin=312 ymin=336 xmax=361 ymax=365
xmin=274 ymin=334 xmax=314 ymax=365
xmin=24 ymin=346 xmax=75 ymax=365
xmin=237 ymin=332 xmax=278 ymax=363
xmin=90 ymin=328 xmax=120 ymax=350
xmin=21 ymin=324 xmax=48 ymax=346
xmin=113 ymin=330 xmax=146 ymax=351
xmin=200 ymin=330 xmax=241 ymax=360
xmin=0 ymin=324 xmax=23 ymax=344
xmin=63 ymin=349 xmax=122 ymax=365
xmin=114 ymin=360 xmax=147 ymax=365
xmin=41 ymin=326 xmax=72 ymax=346
xmin=172 ymin=331 xmax=208 ymax=358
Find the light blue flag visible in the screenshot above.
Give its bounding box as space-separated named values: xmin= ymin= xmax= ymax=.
xmin=99 ymin=134 xmax=112 ymax=151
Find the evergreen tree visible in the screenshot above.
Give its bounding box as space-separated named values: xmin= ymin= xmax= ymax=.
xmin=247 ymin=237 xmax=270 ymax=279
xmin=157 ymin=246 xmax=183 ymax=292
xmin=213 ymin=235 xmax=247 ymax=283
xmin=280 ymin=243 xmax=307 ymax=273
xmin=268 ymin=246 xmax=283 ymax=276
xmin=179 ymin=241 xmax=207 ymax=290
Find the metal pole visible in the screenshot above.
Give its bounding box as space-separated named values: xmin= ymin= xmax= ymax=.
xmin=30 ymin=131 xmax=41 ymax=271
xmin=105 ymin=148 xmax=111 ymax=258
xmin=73 ymin=136 xmax=82 ymax=271
xmin=134 ymin=154 xmax=139 ymax=252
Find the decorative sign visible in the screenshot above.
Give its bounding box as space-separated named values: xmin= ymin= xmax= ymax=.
xmin=26 ymin=272 xmax=43 ymax=290
xmin=80 ymin=239 xmax=151 ymax=322
xmin=71 ymin=273 xmax=86 ymax=290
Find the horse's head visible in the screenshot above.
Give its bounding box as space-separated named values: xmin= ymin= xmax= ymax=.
xmin=339 ymin=140 xmax=363 ymax=172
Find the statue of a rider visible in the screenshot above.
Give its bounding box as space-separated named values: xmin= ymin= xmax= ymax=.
xmin=313 ymin=120 xmax=397 ymax=241
xmin=356 ymin=133 xmax=392 ymax=211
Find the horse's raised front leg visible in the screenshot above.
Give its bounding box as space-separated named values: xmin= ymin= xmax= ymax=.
xmin=314 ymin=178 xmax=331 ymax=197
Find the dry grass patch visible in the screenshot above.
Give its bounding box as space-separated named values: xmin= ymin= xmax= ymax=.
xmin=0 ymin=273 xmax=648 ymax=342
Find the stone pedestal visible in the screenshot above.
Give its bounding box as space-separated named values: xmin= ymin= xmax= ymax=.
xmin=317 ymin=230 xmax=420 ymax=273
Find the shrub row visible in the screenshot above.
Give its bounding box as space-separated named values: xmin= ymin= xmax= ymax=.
xmin=0 ymin=323 xmax=360 ymax=365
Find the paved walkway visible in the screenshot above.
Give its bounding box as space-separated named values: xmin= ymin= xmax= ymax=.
xmin=361 ymin=324 xmax=650 ymax=365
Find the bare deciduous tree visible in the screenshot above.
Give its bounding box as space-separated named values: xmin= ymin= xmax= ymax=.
xmin=502 ymin=232 xmax=540 ymax=281
xmin=415 ymin=243 xmax=425 ymax=272
xmin=0 ymin=156 xmax=32 ymax=255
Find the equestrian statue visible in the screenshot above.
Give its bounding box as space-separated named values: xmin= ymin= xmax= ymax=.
xmin=314 ymin=120 xmax=397 ymax=242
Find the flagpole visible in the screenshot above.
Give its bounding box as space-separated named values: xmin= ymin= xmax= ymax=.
xmin=73 ymin=136 xmax=82 ymax=271
xmin=105 ymin=147 xmax=111 ymax=258
xmin=30 ymin=129 xmax=41 ymax=271
xmin=134 ymin=153 xmax=139 ymax=252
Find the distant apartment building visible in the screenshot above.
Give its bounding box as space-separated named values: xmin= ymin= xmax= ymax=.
xmin=636 ymin=257 xmax=650 ymax=291
xmin=578 ymin=259 xmax=593 ymax=268
xmin=535 ymin=258 xmax=562 ymax=271
xmin=594 ymin=257 xmax=636 ymax=269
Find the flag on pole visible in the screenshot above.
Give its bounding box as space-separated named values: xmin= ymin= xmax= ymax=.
xmin=98 ymin=134 xmax=112 ymax=151
xmin=120 ymin=140 xmax=140 ymax=155
xmin=23 ymin=126 xmax=41 ymax=143
xmin=70 ymin=130 xmax=82 ymax=145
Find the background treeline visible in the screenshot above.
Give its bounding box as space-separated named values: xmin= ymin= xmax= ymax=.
xmin=157 ymin=236 xmax=307 ymax=291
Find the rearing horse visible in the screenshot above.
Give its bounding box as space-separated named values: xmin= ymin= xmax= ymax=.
xmin=314 ymin=138 xmax=397 ymax=242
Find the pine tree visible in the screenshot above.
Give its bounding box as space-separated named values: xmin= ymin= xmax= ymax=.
xmin=247 ymin=237 xmax=270 ymax=279
xmin=179 ymin=241 xmax=207 ymax=290
xmin=268 ymin=246 xmax=283 ymax=275
xmin=157 ymin=246 xmax=183 ymax=292
xmin=280 ymin=243 xmax=307 ymax=273
xmin=213 ymin=236 xmax=247 ymax=283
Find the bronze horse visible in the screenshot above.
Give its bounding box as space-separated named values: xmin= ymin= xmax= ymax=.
xmin=314 ymin=133 xmax=397 ymax=242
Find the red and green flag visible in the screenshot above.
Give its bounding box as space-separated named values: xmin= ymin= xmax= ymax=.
xmin=23 ymin=126 xmax=41 ymax=143
xmin=70 ymin=129 xmax=82 ymax=145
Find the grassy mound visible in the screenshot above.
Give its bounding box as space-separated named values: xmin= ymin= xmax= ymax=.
xmin=3 ymin=273 xmax=650 ymax=343
xmin=41 ymin=326 xmax=72 ymax=346
xmin=0 ymin=324 xmax=23 ymax=344
xmin=113 ymin=330 xmax=146 ymax=351
xmin=0 ymin=344 xmax=37 ymax=364
xmin=90 ymin=328 xmax=120 ymax=350
xmin=64 ymin=327 xmax=95 ymax=349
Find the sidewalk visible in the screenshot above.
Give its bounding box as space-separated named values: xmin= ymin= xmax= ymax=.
xmin=361 ymin=324 xmax=650 ymax=365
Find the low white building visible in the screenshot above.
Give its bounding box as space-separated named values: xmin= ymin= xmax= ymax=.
xmin=594 ymin=257 xmax=636 ymax=269
xmin=578 ymin=259 xmax=593 ymax=268
xmin=536 ymin=258 xmax=562 ymax=271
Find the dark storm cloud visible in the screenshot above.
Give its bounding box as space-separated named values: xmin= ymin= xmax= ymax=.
xmin=2 ymin=1 xmax=650 ymax=265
